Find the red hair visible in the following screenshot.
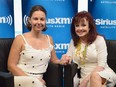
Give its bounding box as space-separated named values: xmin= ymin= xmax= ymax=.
xmin=71 ymin=11 xmax=98 ymax=46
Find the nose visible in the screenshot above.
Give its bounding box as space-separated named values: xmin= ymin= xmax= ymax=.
xmin=79 ymin=26 xmax=83 ymax=30
xmin=75 ymin=26 xmax=82 ymax=30
xmin=37 ymin=19 xmax=41 ymax=23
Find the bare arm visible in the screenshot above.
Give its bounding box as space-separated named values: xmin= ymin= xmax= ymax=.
xmin=49 ymin=36 xmax=60 ymax=64
xmin=7 ymin=35 xmax=27 ymax=76
xmin=49 ymin=36 xmax=68 ymax=65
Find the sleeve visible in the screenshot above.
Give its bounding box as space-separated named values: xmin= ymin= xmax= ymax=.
xmin=66 ymin=39 xmax=75 ymax=58
xmin=95 ymin=36 xmax=108 ymax=67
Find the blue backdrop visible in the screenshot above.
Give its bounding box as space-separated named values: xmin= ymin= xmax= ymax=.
xmin=0 ymin=0 xmax=116 ymax=58
xmin=0 ymin=0 xmax=14 ymax=38
xmin=22 ymin=0 xmax=78 ymax=58
xmin=88 ymin=0 xmax=116 ymax=40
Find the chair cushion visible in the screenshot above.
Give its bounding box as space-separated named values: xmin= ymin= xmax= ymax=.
xmin=0 ymin=38 xmax=14 ymax=72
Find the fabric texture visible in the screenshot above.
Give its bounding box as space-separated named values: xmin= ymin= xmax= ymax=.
xmin=67 ymin=35 xmax=116 ymax=87
xmin=14 ymin=34 xmax=53 ymax=87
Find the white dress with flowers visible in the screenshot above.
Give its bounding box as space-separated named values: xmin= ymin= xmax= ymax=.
xmin=66 ymin=35 xmax=116 ymax=87
xmin=14 ymin=34 xmax=53 ymax=87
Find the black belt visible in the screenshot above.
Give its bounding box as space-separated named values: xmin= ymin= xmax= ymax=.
xmin=27 ymin=72 xmax=44 ymax=75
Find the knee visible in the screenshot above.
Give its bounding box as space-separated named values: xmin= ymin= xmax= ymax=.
xmin=90 ymin=72 xmax=101 ymax=81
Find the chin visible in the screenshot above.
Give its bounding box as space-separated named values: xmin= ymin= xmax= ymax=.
xmin=78 ymin=34 xmax=87 ymax=37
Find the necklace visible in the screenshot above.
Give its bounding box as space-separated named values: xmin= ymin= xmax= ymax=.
xmin=75 ymin=40 xmax=88 ymax=65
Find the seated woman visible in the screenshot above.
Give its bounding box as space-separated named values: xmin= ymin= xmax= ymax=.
xmin=61 ymin=11 xmax=116 ymax=87
xmin=8 ymin=5 xmax=67 ymax=87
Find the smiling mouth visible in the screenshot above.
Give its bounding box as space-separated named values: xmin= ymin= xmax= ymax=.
xmin=77 ymin=30 xmax=86 ymax=33
xmin=34 ymin=24 xmax=44 ymax=27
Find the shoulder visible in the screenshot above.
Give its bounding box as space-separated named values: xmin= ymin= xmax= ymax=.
xmin=69 ymin=39 xmax=74 ymax=46
xmin=94 ymin=35 xmax=106 ymax=46
xmin=45 ymin=34 xmax=54 ymax=44
xmin=14 ymin=34 xmax=22 ymax=41
xmin=46 ymin=34 xmax=53 ymax=41
xmin=70 ymin=39 xmax=74 ymax=43
xmin=13 ymin=34 xmax=24 ymax=45
xmin=46 ymin=34 xmax=52 ymax=39
xmin=15 ymin=32 xmax=30 ymax=40
xmin=95 ymin=35 xmax=105 ymax=42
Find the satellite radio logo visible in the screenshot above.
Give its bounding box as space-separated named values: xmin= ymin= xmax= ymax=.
xmin=46 ymin=17 xmax=72 ymax=24
xmin=0 ymin=15 xmax=13 ymax=26
xmin=23 ymin=14 xmax=72 ymax=27
xmin=95 ymin=18 xmax=116 ymax=29
xmin=23 ymin=15 xmax=28 ymax=26
xmin=95 ymin=19 xmax=116 ymax=25
xmin=54 ymin=43 xmax=69 ymax=53
xmin=54 ymin=43 xmax=69 ymax=50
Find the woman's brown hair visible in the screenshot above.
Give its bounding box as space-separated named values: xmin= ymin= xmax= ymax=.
xmin=26 ymin=5 xmax=47 ymax=31
xmin=71 ymin=11 xmax=98 ymax=46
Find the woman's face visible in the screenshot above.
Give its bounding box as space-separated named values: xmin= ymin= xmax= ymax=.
xmin=29 ymin=10 xmax=46 ymax=32
xmin=75 ymin=18 xmax=90 ymax=38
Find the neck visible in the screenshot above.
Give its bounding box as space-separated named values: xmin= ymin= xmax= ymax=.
xmin=30 ymin=31 xmax=43 ymax=38
xmin=80 ymin=38 xmax=87 ymax=44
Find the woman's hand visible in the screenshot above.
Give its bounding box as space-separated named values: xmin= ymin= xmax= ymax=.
xmin=79 ymin=75 xmax=90 ymax=87
xmin=60 ymin=54 xmax=71 ymax=65
xmin=93 ymin=66 xmax=105 ymax=72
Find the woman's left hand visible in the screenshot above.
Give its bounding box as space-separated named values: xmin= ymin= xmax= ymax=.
xmin=60 ymin=54 xmax=71 ymax=65
xmin=93 ymin=66 xmax=105 ymax=72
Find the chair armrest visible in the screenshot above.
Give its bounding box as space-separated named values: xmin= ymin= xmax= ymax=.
xmin=43 ymin=62 xmax=63 ymax=87
xmin=0 ymin=72 xmax=14 ymax=87
xmin=64 ymin=63 xmax=78 ymax=87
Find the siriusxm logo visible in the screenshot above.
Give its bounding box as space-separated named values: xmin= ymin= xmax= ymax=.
xmin=54 ymin=43 xmax=69 ymax=50
xmin=95 ymin=19 xmax=116 ymax=25
xmin=23 ymin=15 xmax=28 ymax=26
xmin=0 ymin=15 xmax=13 ymax=26
xmin=46 ymin=17 xmax=72 ymax=24
xmin=23 ymin=15 xmax=72 ymax=25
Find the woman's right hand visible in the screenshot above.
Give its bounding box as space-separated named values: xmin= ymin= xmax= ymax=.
xmin=78 ymin=75 xmax=90 ymax=87
xmin=78 ymin=79 xmax=89 ymax=87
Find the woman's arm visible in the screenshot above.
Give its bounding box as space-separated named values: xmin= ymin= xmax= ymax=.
xmin=96 ymin=36 xmax=107 ymax=68
xmin=92 ymin=36 xmax=107 ymax=72
xmin=49 ymin=36 xmax=69 ymax=65
xmin=8 ymin=35 xmax=27 ymax=76
xmin=79 ymin=36 xmax=107 ymax=86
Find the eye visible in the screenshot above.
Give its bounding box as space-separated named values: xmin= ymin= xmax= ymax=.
xmin=40 ymin=18 xmax=45 ymax=21
xmin=33 ymin=17 xmax=38 ymax=20
xmin=75 ymin=24 xmax=79 ymax=27
xmin=81 ymin=24 xmax=86 ymax=27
